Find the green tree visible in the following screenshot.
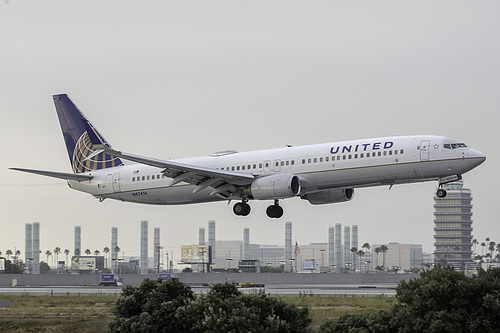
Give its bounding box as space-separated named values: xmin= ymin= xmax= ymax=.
xmin=5 ymin=249 xmax=12 ymax=261
xmin=110 ymin=278 xmax=194 ymax=332
xmin=54 ymin=247 xmax=61 ymax=268
xmin=110 ymin=279 xmax=313 ymax=333
xmin=374 ymin=247 xmax=381 ymax=270
xmin=39 ymin=261 xmax=51 ymax=274
xmin=350 ymin=247 xmax=357 ymax=271
xmin=64 ymin=249 xmax=70 ymax=270
xmin=103 ymin=247 xmax=110 ymax=269
xmin=45 ymin=250 xmax=52 ymax=267
xmin=4 ymin=260 xmax=24 ymax=274
xmin=85 ymin=249 xmax=91 ymax=256
xmin=356 ymin=250 xmax=365 ymax=273
xmin=379 ymin=245 xmax=388 ymax=271
xmin=319 ymin=266 xmax=500 ymax=332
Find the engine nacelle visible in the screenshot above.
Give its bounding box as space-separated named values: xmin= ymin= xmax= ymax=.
xmin=302 ymin=188 xmax=354 ymax=205
xmin=249 ymin=174 xmax=301 ymax=200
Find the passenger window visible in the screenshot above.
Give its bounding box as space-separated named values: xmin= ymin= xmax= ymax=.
xmin=259 ymin=163 xmax=263 ymax=168
xmin=265 ymin=162 xmax=269 ymax=168
xmin=378 ymin=152 xmax=381 ymax=156
xmin=147 ymin=175 xmax=150 ymax=180
xmin=142 ymin=176 xmax=145 ymax=181
xmin=320 ymin=157 xmax=323 ymax=162
xmin=326 ymin=157 xmax=329 ymax=162
xmin=400 ymin=149 xmax=404 ymax=154
xmin=302 ymin=159 xmax=306 ymax=164
xmin=237 ymin=166 xmax=240 ymax=170
xmin=242 ymin=165 xmax=245 ymax=170
xmin=372 ymin=152 xmax=376 ymax=157
xmin=132 ymin=177 xmax=135 ymax=182
xmin=389 ymin=151 xmax=392 ymax=155
xmin=248 ymin=165 xmax=251 ymax=169
xmin=383 ymin=151 xmax=387 ymax=156
xmin=348 ymin=155 xmax=352 ymax=159
xmin=360 ymin=153 xmax=364 ymax=158
xmin=308 ymin=158 xmax=311 ymax=163
xmin=291 ymin=160 xmax=295 ymax=165
xmin=343 ymin=155 xmax=346 ymax=160
xmin=253 ymin=164 xmax=257 ymax=169
xmin=313 ymin=158 xmax=317 ymax=163
xmin=354 ymin=154 xmax=358 ymax=159
xmin=394 ymin=150 xmax=398 ymax=155
xmin=232 ymin=166 xmax=235 ymax=171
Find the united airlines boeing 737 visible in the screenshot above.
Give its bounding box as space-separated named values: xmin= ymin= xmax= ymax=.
xmin=12 ymin=94 xmax=486 ymax=218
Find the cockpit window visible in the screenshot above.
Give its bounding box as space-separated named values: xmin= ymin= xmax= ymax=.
xmin=444 ymin=143 xmax=467 ymax=149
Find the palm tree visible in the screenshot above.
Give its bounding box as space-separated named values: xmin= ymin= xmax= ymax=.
xmin=362 ymin=243 xmax=371 ymax=271
xmin=496 ymin=244 xmax=500 ymax=264
xmin=114 ymin=246 xmax=121 ymax=273
xmin=357 ymin=250 xmax=365 ymax=272
xmin=380 ymin=245 xmax=389 ymax=272
xmin=75 ymin=248 xmax=80 ymax=257
xmin=350 ymin=247 xmax=357 ymax=271
xmin=5 ymin=249 xmax=12 ymax=261
xmin=488 ymin=241 xmax=496 ymax=263
xmin=64 ymin=249 xmax=70 ymax=270
xmin=472 ymin=239 xmax=478 ymax=257
xmin=54 ymin=247 xmax=61 ymax=267
xmin=85 ymin=249 xmax=91 ymax=256
xmin=45 ymin=250 xmax=52 ymax=268
xmin=481 ymin=242 xmax=486 ymax=257
xmin=374 ymin=247 xmax=381 ymax=270
xmin=103 ymin=247 xmax=110 ymax=269
xmin=15 ymin=250 xmax=21 ymax=260
xmin=94 ymin=250 xmax=100 ymax=256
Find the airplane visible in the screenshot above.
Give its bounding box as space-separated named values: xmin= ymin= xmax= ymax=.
xmin=11 ymin=94 xmax=486 ymax=218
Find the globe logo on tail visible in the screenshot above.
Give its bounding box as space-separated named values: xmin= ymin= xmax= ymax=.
xmin=72 ymin=131 xmax=122 ymax=173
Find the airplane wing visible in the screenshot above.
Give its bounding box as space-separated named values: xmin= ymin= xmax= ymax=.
xmin=10 ymin=168 xmax=93 ymax=181
xmin=98 ymin=147 xmax=255 ymax=197
xmin=83 ymin=119 xmax=255 ymax=197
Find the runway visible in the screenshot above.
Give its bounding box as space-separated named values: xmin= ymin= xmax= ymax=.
xmin=0 ymin=283 xmax=397 ymax=297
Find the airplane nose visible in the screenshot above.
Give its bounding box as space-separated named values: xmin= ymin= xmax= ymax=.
xmin=468 ymin=148 xmax=486 ymax=168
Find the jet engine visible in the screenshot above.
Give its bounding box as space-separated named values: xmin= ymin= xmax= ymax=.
xmin=248 ymin=174 xmax=301 ymax=200
xmin=301 ymin=188 xmax=354 ymax=205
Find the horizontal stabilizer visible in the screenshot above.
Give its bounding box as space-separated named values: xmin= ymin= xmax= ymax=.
xmin=10 ymin=168 xmax=93 ymax=181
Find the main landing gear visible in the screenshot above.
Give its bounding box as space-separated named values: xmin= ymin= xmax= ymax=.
xmin=233 ymin=199 xmax=284 ymax=218
xmin=266 ymin=200 xmax=283 ymax=219
xmin=233 ymin=201 xmax=251 ymax=216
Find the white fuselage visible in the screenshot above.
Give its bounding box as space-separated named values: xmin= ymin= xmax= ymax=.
xmin=68 ymin=135 xmax=485 ymax=205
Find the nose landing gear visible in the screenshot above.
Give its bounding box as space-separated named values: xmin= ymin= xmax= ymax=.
xmin=436 ymin=188 xmax=447 ymax=198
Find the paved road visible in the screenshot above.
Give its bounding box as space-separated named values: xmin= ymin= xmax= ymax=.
xmin=0 ymin=283 xmax=397 ymax=297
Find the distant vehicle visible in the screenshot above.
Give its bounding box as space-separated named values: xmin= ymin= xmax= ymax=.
xmin=158 ymin=273 xmax=174 ymax=281
xmin=12 ymin=94 xmax=486 ymax=218
xmin=99 ymin=274 xmax=121 ymax=286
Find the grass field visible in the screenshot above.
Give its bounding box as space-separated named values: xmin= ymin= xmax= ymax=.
xmin=0 ymin=293 xmax=396 ymax=332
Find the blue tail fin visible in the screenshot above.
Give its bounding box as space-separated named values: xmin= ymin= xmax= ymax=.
xmin=53 ymin=94 xmax=123 ymax=173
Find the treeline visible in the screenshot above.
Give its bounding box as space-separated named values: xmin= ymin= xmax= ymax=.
xmin=109 ymin=266 xmax=500 ymax=332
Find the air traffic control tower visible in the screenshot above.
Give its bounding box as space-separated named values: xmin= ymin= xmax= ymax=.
xmin=434 ymin=181 xmax=474 ymax=263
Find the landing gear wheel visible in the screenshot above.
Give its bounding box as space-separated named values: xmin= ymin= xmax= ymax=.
xmin=266 ymin=201 xmax=284 ymax=218
xmin=436 ymin=188 xmax=447 ymax=198
xmin=233 ymin=202 xmax=251 ymax=216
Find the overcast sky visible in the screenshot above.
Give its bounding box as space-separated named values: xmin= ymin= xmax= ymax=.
xmin=1 ymin=1 xmax=499 ymax=264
